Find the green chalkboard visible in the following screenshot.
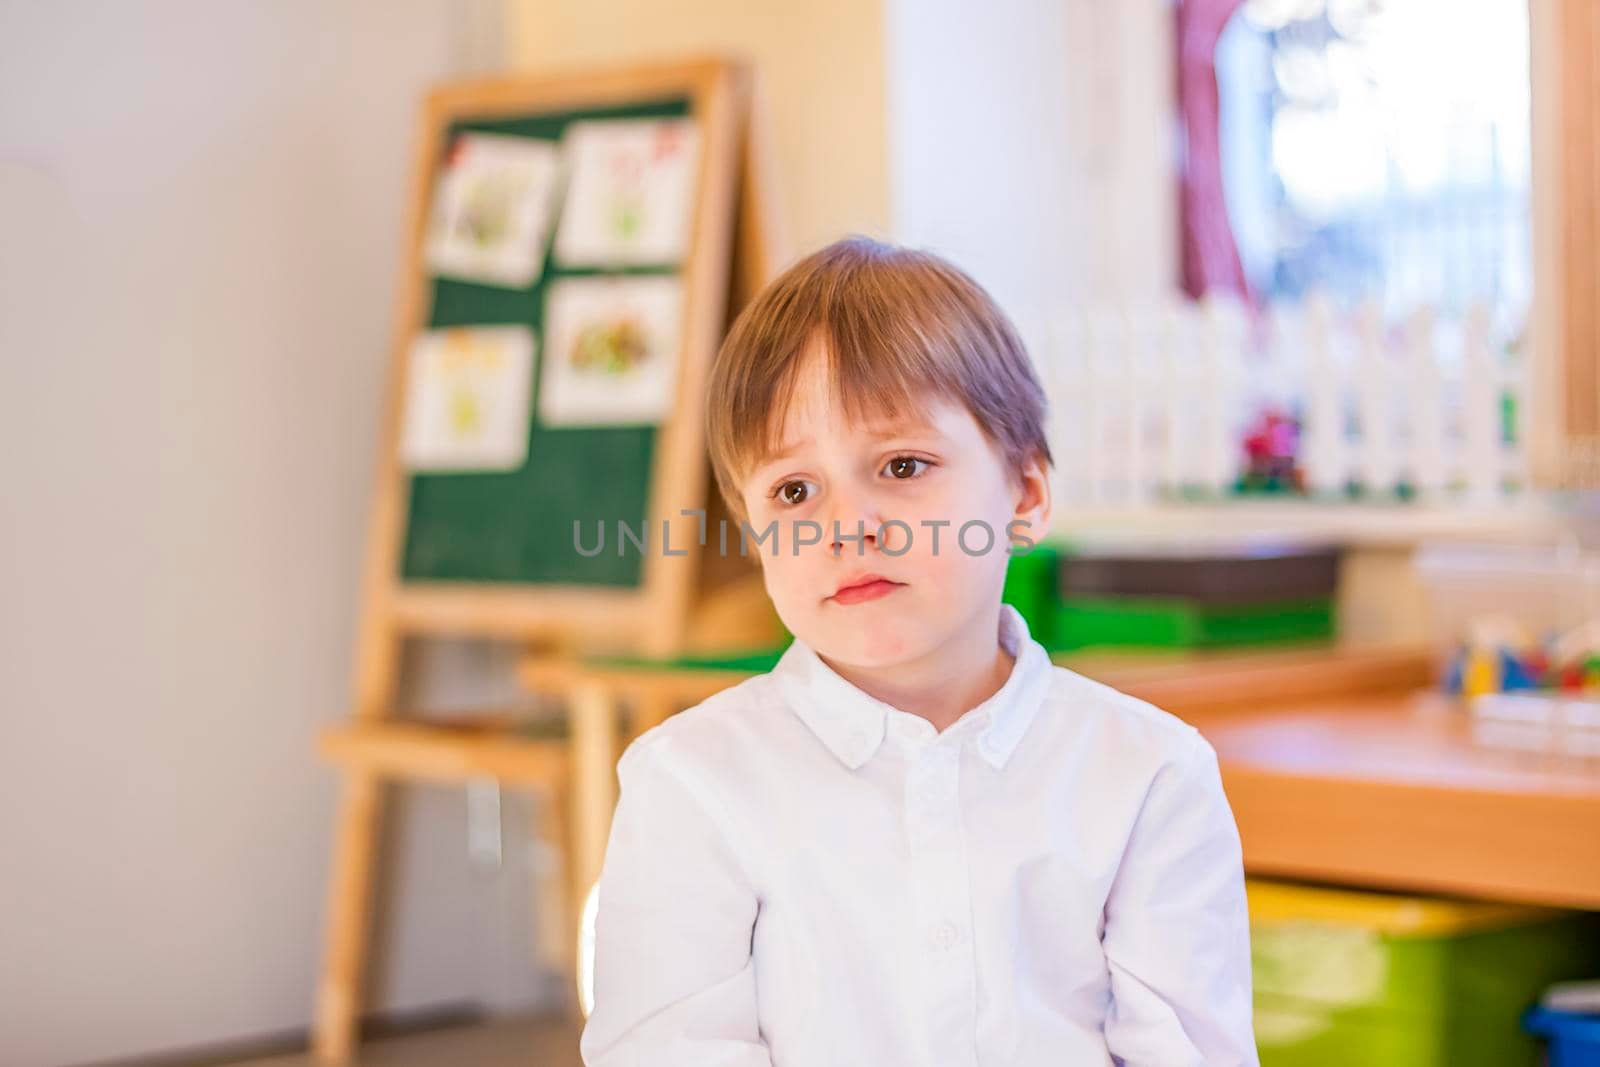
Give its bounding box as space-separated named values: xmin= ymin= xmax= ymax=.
xmin=399 ymin=97 xmax=692 ymax=588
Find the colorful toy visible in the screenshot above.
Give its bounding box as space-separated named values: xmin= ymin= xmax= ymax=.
xmin=1235 ymin=405 xmax=1306 ymax=495
xmin=1443 ymin=617 xmax=1600 ymax=697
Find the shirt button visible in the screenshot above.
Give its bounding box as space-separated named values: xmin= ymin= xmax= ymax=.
xmin=928 ymin=920 xmax=960 ymax=950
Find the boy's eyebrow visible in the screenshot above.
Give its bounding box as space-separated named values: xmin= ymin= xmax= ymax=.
xmin=759 ymin=421 xmax=939 ymax=467
xmin=862 ymin=420 xmax=938 ymax=442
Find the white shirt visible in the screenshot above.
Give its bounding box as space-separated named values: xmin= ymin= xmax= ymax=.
xmin=581 ymin=603 xmax=1258 ymax=1067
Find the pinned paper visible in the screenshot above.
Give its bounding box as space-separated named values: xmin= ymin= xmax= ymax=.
xmin=425 ymin=133 xmax=561 ymax=288
xmin=553 ymin=119 xmax=699 ymax=267
xmin=538 ymin=276 xmax=683 ymax=427
xmin=402 ymin=326 xmax=536 ymax=471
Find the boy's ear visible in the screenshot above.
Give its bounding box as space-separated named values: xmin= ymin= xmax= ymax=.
xmin=1011 ymin=448 xmax=1053 ymax=546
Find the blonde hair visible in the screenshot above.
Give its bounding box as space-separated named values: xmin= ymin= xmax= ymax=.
xmin=705 ymin=236 xmax=1053 ymax=521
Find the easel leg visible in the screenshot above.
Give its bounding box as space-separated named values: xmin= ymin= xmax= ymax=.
xmin=313 ymin=771 xmax=384 ymax=1064
xmin=569 ymin=681 xmax=617 ymax=994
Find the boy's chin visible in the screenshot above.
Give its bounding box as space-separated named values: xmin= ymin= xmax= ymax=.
xmin=803 ymin=616 xmax=924 ymax=669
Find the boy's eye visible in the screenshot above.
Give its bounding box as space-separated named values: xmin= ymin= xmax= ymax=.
xmin=772 ymin=479 xmax=815 ymax=506
xmin=883 ymin=455 xmax=931 ymax=480
xmin=768 ymin=457 xmax=930 ymax=507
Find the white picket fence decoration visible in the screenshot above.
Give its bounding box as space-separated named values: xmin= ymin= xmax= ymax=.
xmin=1015 ymin=295 xmax=1529 ymax=511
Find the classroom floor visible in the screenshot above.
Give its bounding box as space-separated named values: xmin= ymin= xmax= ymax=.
xmin=226 ymin=1015 xmax=583 ymax=1067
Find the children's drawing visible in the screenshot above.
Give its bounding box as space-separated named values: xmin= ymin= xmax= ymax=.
xmin=553 ymin=119 xmax=700 ymax=267
xmin=401 ymin=326 xmax=536 ymax=472
xmin=538 ymin=276 xmax=683 ymax=426
xmin=424 ymin=133 xmax=561 ymax=288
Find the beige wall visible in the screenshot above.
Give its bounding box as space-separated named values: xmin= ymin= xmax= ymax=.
xmin=507 ymin=0 xmax=890 ymax=259
xmin=0 ymin=3 xmax=555 ymax=1064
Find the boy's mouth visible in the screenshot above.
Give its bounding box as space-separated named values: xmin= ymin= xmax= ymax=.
xmin=828 ymin=573 xmax=906 ymax=606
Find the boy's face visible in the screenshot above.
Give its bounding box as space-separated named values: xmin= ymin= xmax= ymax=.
xmin=736 ymin=340 xmax=1051 ymax=671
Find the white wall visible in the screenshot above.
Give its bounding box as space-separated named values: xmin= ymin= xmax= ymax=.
xmin=0 ymin=3 xmax=556 ymax=1064
xmin=886 ymin=0 xmax=1178 ymax=316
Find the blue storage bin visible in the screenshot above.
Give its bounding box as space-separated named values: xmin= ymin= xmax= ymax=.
xmin=1524 ymin=1007 xmax=1600 ymax=1066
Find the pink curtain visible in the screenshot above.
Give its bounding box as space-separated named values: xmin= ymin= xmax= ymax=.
xmin=1177 ymin=0 xmax=1251 ymax=301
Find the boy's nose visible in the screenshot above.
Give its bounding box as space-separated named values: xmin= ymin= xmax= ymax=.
xmin=828 ymin=497 xmax=884 ymax=556
xmin=830 ymin=523 xmax=875 ymax=556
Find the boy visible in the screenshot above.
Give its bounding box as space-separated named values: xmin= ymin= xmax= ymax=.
xmin=580 ymin=237 xmax=1258 ymax=1066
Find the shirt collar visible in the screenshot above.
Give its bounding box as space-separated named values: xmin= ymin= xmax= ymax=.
xmin=773 ymin=603 xmax=1052 ymax=771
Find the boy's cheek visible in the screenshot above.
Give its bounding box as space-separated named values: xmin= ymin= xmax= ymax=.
xmin=761 ymin=558 xmax=817 ymax=610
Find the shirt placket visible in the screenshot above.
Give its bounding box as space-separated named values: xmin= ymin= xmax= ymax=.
xmin=901 ymin=724 xmax=979 ymax=1067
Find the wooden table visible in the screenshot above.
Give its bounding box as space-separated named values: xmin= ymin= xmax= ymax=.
xmin=517 ymin=640 xmax=1600 ymax=915
xmin=1195 ymin=691 xmax=1600 ymax=909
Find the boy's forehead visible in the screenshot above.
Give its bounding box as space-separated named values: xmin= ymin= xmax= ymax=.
xmin=746 ymin=338 xmax=969 ymax=472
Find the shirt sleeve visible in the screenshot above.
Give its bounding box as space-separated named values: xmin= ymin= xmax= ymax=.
xmin=1100 ymin=732 xmax=1259 ymax=1067
xmin=579 ymin=731 xmax=774 ymax=1067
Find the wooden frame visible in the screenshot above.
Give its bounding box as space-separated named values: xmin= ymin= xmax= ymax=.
xmin=1531 ymin=0 xmax=1600 ymax=489
xmin=356 ymin=57 xmax=740 ymax=712
xmin=312 ymin=56 xmax=776 ymax=1064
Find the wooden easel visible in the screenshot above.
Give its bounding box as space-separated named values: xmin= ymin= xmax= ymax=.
xmin=312 ymin=56 xmax=785 ymax=1063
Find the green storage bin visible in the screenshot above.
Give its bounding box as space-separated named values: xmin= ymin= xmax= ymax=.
xmin=1003 ymin=544 xmax=1061 ymax=647
xmin=1247 ymin=879 xmax=1600 ymax=1067
xmin=1053 ymin=595 xmax=1335 ymax=650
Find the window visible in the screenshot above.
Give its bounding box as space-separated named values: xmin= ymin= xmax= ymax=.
xmin=1213 ymin=0 xmax=1532 ymax=332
